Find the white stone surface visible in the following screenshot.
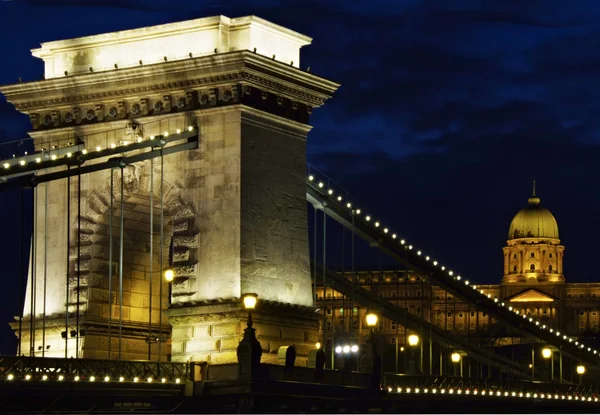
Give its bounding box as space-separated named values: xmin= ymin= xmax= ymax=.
xmin=32 ymin=15 xmax=311 ymax=78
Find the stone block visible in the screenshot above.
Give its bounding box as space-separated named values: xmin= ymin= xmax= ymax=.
xmin=130 ymin=307 xmax=147 ymax=322
xmin=219 ymin=336 xmax=242 ymax=351
xmin=131 ymin=279 xmax=150 ymax=295
xmin=171 ymin=341 xmax=185 ymax=354
xmin=209 ymin=351 xmax=237 ymax=364
xmin=254 ymin=322 xmax=281 ymax=339
xmin=192 ymin=354 xmax=210 ymax=362
xmin=281 ymin=327 xmax=304 ymax=342
xmin=212 ymin=322 xmax=239 ymax=336
xmin=184 ymin=339 xmax=218 ymax=353
xmin=192 ymin=325 xmax=211 ymax=338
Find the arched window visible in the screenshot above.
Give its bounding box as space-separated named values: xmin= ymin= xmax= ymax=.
xmin=549 ymin=253 xmax=553 ymax=258
xmin=530 ymin=252 xmax=535 ymax=258
xmin=513 ymin=254 xmax=517 ymax=259
xmin=513 ymin=265 xmax=517 ymax=272
xmin=549 ymin=265 xmax=553 ymax=272
xmin=530 ymin=264 xmax=535 ymax=271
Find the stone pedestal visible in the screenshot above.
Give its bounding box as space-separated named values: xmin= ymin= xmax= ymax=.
xmin=167 ymin=301 xmax=320 ymax=366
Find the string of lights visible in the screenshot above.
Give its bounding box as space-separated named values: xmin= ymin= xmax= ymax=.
xmin=306 ymin=171 xmax=600 ymax=363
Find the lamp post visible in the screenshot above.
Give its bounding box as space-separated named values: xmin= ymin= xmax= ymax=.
xmin=365 ymin=312 xmax=380 ymax=389
xmin=451 ymin=352 xmax=462 ymax=377
xmin=576 ymin=365 xmax=585 ymax=385
xmin=542 ymin=347 xmax=553 ymax=382
xmin=407 ymin=334 xmax=419 ymax=375
xmin=237 ymin=293 xmax=262 ymax=379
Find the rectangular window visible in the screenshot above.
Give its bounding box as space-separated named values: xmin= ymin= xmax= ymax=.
xmin=353 ymin=307 xmax=358 ymax=315
xmin=458 ymin=313 xmax=463 ymax=318
xmin=327 ymin=293 xmax=332 ymax=299
xmin=339 ymin=308 xmax=344 ymax=315
xmin=447 ymin=312 xmax=452 ymax=317
xmin=379 ymin=321 xmax=384 ymax=330
xmin=391 ymin=322 xmax=397 ymax=330
xmin=470 ymin=312 xmax=475 ymax=317
xmin=391 ymin=337 xmax=396 ymax=344
xmin=580 ymin=311 xmax=585 ymax=316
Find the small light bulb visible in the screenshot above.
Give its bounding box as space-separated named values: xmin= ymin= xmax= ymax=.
xmin=96 ymin=146 xmax=102 ymax=151
xmin=374 ymin=222 xmax=380 ymax=227
xmin=3 ymin=163 xmax=9 ymax=169
xmin=82 ymin=149 xmax=88 ymax=154
xmin=110 ymin=143 xmax=116 ymax=149
xmin=337 ymin=196 xmax=342 ymax=201
xmin=58 ymin=375 xmax=64 ymax=381
xmin=137 ymin=137 xmax=142 ymax=143
xmin=308 ymin=175 xmax=314 ymax=181
xmin=400 ymin=239 xmax=405 ymax=244
xmin=19 ymin=160 xmax=26 ymax=166
xmin=175 ymin=378 xmax=181 ymax=384
xmin=66 ymin=152 xmax=72 ymax=157
xmin=383 ymin=228 xmax=388 ymax=233
xmin=104 ymin=376 xmax=110 ymax=382
xmin=346 ymin=202 xmax=352 ymax=208
xmin=392 ymin=234 xmax=396 ymax=238
xmin=35 ymin=157 xmax=41 ymax=163
xmin=90 ymin=376 xmax=95 ymax=382
xmin=74 ymin=376 xmax=80 ymax=382
xmin=147 ymin=377 xmax=153 ymax=383
xmin=318 ymin=182 xmax=324 ymax=188
xmin=161 ymin=378 xmax=166 ymax=383
xmin=176 ymin=129 xmax=181 ymax=134
xmin=150 ymin=135 xmax=155 ymax=140
xmin=119 ymin=376 xmax=124 ymax=382
xmin=163 ymin=131 xmax=169 ymax=137
xmin=356 ymin=209 xmax=361 ymax=214
xmin=188 ymin=126 xmax=194 ymax=131
xmin=328 ymin=189 xmax=333 ymax=195
xmin=42 ymin=375 xmax=48 ymax=381
xmin=25 ymin=374 xmax=31 ymax=380
xmin=134 ymin=377 xmax=139 ymax=382
xmin=7 ymin=374 xmax=13 ymax=380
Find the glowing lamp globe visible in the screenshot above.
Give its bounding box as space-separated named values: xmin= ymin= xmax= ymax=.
xmin=451 ymin=352 xmax=461 ymax=363
xmin=542 ymin=348 xmax=552 ymax=359
xmin=408 ymin=334 xmax=419 ymax=347
xmin=366 ymin=313 xmax=378 ymax=327
xmin=242 ymin=293 xmax=258 ymax=310
xmin=164 ymin=268 xmax=174 ymax=282
xmin=577 ymin=365 xmax=586 ymax=375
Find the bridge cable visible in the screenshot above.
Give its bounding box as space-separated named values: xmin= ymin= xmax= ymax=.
xmin=118 ymin=165 xmax=124 ymax=360
xmin=312 ymin=205 xmax=317 ymax=309
xmin=76 ymin=166 xmax=81 ymax=357
xmin=64 ymin=166 xmax=70 ymax=358
xmin=42 ymin=176 xmax=48 ymax=357
xmin=30 ymin=181 xmax=37 ymax=356
xmin=17 ymin=188 xmax=24 ymax=356
xmin=351 ymin=211 xmax=355 ymax=350
xmin=108 ymin=169 xmax=114 ymax=360
xmin=148 ymin=158 xmax=154 ymax=361
xmin=323 ymin=204 xmax=329 ymax=367
xmin=158 ymin=147 xmax=164 ymax=365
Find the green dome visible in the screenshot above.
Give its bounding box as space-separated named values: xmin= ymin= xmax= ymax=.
xmin=508 ymin=194 xmax=559 ymax=240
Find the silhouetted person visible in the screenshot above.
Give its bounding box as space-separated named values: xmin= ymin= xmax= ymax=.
xmin=315 ymin=348 xmax=326 ymax=381
xmin=285 ymin=345 xmax=296 ymax=378
xmin=371 ymin=355 xmax=382 ymax=390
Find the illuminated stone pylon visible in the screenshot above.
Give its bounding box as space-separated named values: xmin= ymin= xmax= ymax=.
xmin=1 ymin=15 xmax=338 ymax=363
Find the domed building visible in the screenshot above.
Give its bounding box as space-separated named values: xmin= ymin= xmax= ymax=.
xmin=501 ymin=188 xmax=565 ymax=285
xmin=315 ymin=185 xmax=600 ymax=372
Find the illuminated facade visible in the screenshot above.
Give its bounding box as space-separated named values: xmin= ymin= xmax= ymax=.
xmin=316 ymin=189 xmax=600 ymax=348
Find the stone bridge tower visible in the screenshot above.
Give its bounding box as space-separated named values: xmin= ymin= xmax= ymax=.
xmin=1 ymin=16 xmax=339 ymax=364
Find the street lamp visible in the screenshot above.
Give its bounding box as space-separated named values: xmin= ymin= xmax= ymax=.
xmin=542 ymin=347 xmax=553 ymax=382
xmin=577 ymin=365 xmax=585 ymax=385
xmin=164 ymin=267 xmax=174 ymax=282
xmin=451 ymin=352 xmax=463 ymax=377
xmin=236 ymin=293 xmax=262 ymax=378
xmin=407 ymin=334 xmax=420 ymax=375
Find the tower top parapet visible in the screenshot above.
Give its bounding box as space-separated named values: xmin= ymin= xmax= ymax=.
xmin=31 ymin=15 xmax=312 ymax=79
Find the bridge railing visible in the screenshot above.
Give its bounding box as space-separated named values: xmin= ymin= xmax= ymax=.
xmin=0 ymin=356 xmax=189 ymax=383
xmin=382 ymin=373 xmax=598 ymax=400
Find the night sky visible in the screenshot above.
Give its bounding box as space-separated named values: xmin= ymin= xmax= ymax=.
xmin=1 ymin=0 xmax=600 ymax=353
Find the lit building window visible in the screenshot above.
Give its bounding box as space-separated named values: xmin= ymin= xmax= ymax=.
xmin=549 ymin=253 xmax=553 ymax=258
xmin=549 ymin=265 xmax=553 ymax=272
xmin=530 ymin=253 xmax=535 ymax=258
xmin=530 ymin=264 xmax=535 ymax=271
